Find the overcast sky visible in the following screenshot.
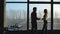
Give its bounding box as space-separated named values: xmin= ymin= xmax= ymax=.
xmin=54 ymin=4 xmax=60 ymax=18
xmin=29 ymin=4 xmax=51 ymax=18
xmin=6 ymin=0 xmax=60 ymax=19
xmin=6 ymin=3 xmax=27 ymax=19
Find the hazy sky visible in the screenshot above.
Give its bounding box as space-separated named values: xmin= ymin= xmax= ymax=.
xmin=29 ymin=4 xmax=51 ymax=18
xmin=6 ymin=3 xmax=27 ymax=19
xmin=6 ymin=3 xmax=27 ymax=11
xmin=6 ymin=0 xmax=60 ymax=19
xmin=54 ymin=4 xmax=60 ymax=18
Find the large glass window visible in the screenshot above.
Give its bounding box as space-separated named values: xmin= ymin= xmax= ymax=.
xmin=53 ymin=4 xmax=60 ymax=30
xmin=29 ymin=4 xmax=51 ymax=30
xmin=4 ymin=0 xmax=60 ymax=31
xmin=4 ymin=0 xmax=27 ymax=31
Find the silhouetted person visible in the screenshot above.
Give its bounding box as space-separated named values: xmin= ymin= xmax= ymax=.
xmin=31 ymin=7 xmax=40 ymax=31
xmin=42 ymin=9 xmax=48 ymax=31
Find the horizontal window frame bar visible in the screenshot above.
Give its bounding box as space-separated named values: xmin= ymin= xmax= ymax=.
xmin=29 ymin=2 xmax=51 ymax=4
xmin=53 ymin=2 xmax=60 ymax=4
xmin=6 ymin=2 xmax=60 ymax=4
xmin=29 ymin=2 xmax=60 ymax=4
xmin=6 ymin=2 xmax=28 ymax=3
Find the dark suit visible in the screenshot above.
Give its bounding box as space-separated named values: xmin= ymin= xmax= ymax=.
xmin=31 ymin=12 xmax=38 ymax=30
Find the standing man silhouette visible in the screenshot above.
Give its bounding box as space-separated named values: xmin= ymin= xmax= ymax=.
xmin=31 ymin=7 xmax=40 ymax=32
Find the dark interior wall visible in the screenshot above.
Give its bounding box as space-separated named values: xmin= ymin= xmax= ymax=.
xmin=0 ymin=0 xmax=4 ymax=34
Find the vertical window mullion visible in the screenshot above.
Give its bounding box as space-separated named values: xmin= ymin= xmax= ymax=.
xmin=27 ymin=0 xmax=29 ymax=30
xmin=51 ymin=0 xmax=53 ymax=30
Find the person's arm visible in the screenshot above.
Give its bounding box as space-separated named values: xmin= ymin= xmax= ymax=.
xmin=35 ymin=13 xmax=40 ymax=20
xmin=45 ymin=13 xmax=48 ymax=19
xmin=36 ymin=16 xmax=40 ymax=20
xmin=42 ymin=13 xmax=48 ymax=20
xmin=42 ymin=15 xmax=44 ymax=20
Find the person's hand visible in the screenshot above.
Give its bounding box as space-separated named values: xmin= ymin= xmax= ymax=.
xmin=42 ymin=18 xmax=44 ymax=20
xmin=37 ymin=18 xmax=40 ymax=20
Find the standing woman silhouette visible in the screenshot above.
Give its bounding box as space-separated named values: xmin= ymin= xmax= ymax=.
xmin=42 ymin=9 xmax=48 ymax=31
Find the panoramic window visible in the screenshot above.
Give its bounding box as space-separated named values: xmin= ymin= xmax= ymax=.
xmin=53 ymin=4 xmax=60 ymax=30
xmin=4 ymin=3 xmax=27 ymax=30
xmin=4 ymin=0 xmax=60 ymax=31
xmin=4 ymin=0 xmax=27 ymax=31
xmin=29 ymin=4 xmax=51 ymax=30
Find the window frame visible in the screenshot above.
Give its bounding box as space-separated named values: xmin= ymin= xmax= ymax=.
xmin=5 ymin=0 xmax=60 ymax=31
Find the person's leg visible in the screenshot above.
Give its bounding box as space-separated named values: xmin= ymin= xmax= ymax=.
xmin=45 ymin=20 xmax=48 ymax=34
xmin=45 ymin=22 xmax=47 ymax=30
xmin=31 ymin=22 xmax=34 ymax=30
xmin=42 ymin=20 xmax=47 ymax=31
xmin=45 ymin=24 xmax=47 ymax=31
xmin=42 ymin=23 xmax=46 ymax=31
xmin=34 ymin=23 xmax=37 ymax=34
xmin=35 ymin=22 xmax=37 ymax=30
xmin=44 ymin=25 xmax=47 ymax=34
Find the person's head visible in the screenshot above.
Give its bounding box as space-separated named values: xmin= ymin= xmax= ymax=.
xmin=33 ymin=7 xmax=37 ymax=12
xmin=44 ymin=9 xmax=48 ymax=14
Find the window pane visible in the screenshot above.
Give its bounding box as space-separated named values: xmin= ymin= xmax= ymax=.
xmin=29 ymin=4 xmax=51 ymax=30
xmin=6 ymin=0 xmax=27 ymax=2
xmin=30 ymin=0 xmax=51 ymax=2
xmin=53 ymin=4 xmax=60 ymax=30
xmin=54 ymin=0 xmax=60 ymax=2
xmin=4 ymin=3 xmax=27 ymax=31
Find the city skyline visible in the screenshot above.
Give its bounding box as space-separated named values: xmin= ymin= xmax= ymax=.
xmin=6 ymin=0 xmax=60 ymax=19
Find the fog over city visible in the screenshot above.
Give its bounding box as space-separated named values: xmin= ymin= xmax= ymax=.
xmin=4 ymin=0 xmax=60 ymax=30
